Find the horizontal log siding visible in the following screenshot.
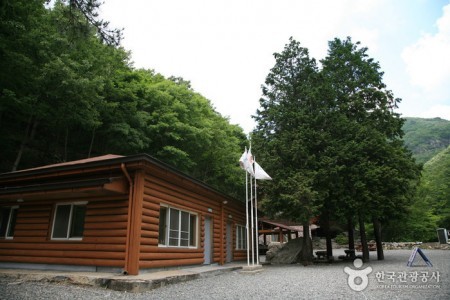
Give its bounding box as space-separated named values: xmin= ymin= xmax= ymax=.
xmin=139 ymin=173 xmax=246 ymax=270
xmin=0 ymin=197 xmax=129 ymax=268
xmin=0 ymin=158 xmax=247 ymax=273
xmin=7 ymin=203 xmax=51 ymax=243
xmin=226 ymin=200 xmax=247 ymax=262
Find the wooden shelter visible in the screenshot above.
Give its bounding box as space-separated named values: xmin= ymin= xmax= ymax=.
xmin=258 ymin=219 xmax=319 ymax=249
xmin=0 ymin=154 xmax=247 ymax=275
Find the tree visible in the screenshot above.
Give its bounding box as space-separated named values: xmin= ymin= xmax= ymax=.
xmin=253 ymin=37 xmax=420 ymax=264
xmin=0 ymin=1 xmax=130 ymax=171
xmin=52 ymin=0 xmax=122 ymax=46
xmin=0 ymin=0 xmax=248 ymax=202
xmin=320 ymin=37 xmax=420 ymax=261
xmin=253 ymin=38 xmax=323 ymax=264
xmin=0 ymin=0 xmax=48 ymax=171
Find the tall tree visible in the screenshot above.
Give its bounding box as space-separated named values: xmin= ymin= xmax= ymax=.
xmin=253 ymin=38 xmax=323 ymax=264
xmin=254 ymin=37 xmax=420 ymax=263
xmin=0 ymin=1 xmax=129 ymax=170
xmin=54 ymin=0 xmax=122 ymax=46
xmin=320 ymin=37 xmax=420 ymax=260
xmin=0 ymin=0 xmax=48 ymax=171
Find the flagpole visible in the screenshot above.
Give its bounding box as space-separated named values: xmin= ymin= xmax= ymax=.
xmin=245 ymin=170 xmax=250 ymax=266
xmin=254 ymin=158 xmax=260 ymax=265
xmin=250 ymin=171 xmax=254 ymax=266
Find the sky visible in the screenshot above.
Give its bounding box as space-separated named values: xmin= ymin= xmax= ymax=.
xmin=100 ymin=0 xmax=450 ymax=134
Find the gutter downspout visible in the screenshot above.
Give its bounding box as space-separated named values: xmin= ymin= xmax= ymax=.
xmin=121 ymin=163 xmax=133 ymax=275
xmin=220 ymin=201 xmax=224 ymax=265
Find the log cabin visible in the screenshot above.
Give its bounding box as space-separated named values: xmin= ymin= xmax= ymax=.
xmin=0 ymin=154 xmax=247 ymax=275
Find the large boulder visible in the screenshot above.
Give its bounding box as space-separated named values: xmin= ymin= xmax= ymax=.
xmin=265 ymin=238 xmax=304 ymax=264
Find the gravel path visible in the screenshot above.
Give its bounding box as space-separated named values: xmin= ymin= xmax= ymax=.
xmin=0 ymin=250 xmax=449 ymax=300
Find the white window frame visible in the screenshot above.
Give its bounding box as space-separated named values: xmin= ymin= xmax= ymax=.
xmin=51 ymin=202 xmax=87 ymax=240
xmin=0 ymin=206 xmax=19 ymax=239
xmin=236 ymin=224 xmax=247 ymax=250
xmin=158 ymin=204 xmax=198 ymax=248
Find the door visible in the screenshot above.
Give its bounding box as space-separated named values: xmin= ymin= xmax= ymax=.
xmin=204 ymin=216 xmax=212 ymax=264
xmin=226 ymin=222 xmax=233 ymax=263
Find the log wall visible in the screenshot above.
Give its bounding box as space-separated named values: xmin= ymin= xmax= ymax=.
xmin=0 ymin=195 xmax=128 ymax=268
xmin=0 ymin=156 xmax=248 ymax=273
xmin=139 ymin=171 xmax=247 ymax=270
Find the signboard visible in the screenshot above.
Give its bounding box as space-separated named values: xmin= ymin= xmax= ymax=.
xmin=407 ymin=247 xmax=433 ymax=267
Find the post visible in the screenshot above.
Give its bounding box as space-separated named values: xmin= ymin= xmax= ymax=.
xmin=254 ymin=174 xmax=259 ymax=265
xmin=250 ymin=173 xmax=254 ymax=266
xmin=245 ymin=172 xmax=250 ymax=266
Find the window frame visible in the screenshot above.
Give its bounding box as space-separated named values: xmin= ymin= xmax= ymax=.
xmin=236 ymin=224 xmax=247 ymax=250
xmin=0 ymin=206 xmax=19 ymax=239
xmin=51 ymin=202 xmax=87 ymax=241
xmin=158 ymin=204 xmax=198 ymax=248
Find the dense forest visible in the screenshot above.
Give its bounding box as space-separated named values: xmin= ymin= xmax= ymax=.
xmin=0 ymin=0 xmax=247 ymax=199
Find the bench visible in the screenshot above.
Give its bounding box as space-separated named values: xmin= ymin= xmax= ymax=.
xmin=338 ymin=249 xmax=356 ymax=261
xmin=315 ymin=250 xmax=328 ymax=259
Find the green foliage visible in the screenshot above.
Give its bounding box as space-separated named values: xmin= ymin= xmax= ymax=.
xmin=254 ymin=38 xmax=322 ymax=224
xmin=383 ymin=120 xmax=450 ymax=242
xmin=335 ymin=233 xmax=348 ymax=245
xmin=380 ymin=144 xmax=450 ymax=242
xmin=402 ymin=117 xmax=450 ymax=164
xmin=253 ymin=37 xmax=420 ymax=248
xmin=421 ymin=146 xmax=450 ymax=229
xmin=56 ymin=0 xmax=123 ymax=46
xmin=0 ymin=0 xmax=247 ymax=200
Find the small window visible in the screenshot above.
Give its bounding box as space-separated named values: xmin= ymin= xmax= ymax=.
xmin=236 ymin=225 xmax=247 ymax=250
xmin=158 ymin=205 xmax=197 ymax=248
xmin=51 ymin=203 xmax=87 ymax=240
xmin=0 ymin=206 xmax=18 ymax=239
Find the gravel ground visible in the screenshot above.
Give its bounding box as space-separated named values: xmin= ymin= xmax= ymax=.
xmin=0 ymin=250 xmax=448 ymax=300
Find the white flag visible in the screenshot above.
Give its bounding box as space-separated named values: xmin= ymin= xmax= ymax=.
xmin=239 ymin=147 xmax=247 ymax=170
xmin=247 ymin=147 xmax=254 ymax=165
xmin=254 ymin=161 xmax=272 ymax=180
xmin=238 ymin=147 xmax=254 ymax=176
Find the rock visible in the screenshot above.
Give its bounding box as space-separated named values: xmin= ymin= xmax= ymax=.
xmin=265 ymin=242 xmax=282 ymax=261
xmin=266 ymin=238 xmax=304 ymax=264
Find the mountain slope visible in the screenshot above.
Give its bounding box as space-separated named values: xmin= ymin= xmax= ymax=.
xmin=420 ymin=145 xmax=450 ymax=229
xmin=402 ymin=117 xmax=450 ymax=164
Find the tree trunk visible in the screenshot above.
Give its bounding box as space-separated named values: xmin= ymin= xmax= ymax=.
xmin=299 ymin=221 xmax=313 ymax=265
xmin=88 ymin=127 xmax=96 ymax=158
xmin=373 ymin=217 xmax=384 ymax=260
xmin=324 ymin=214 xmax=333 ymax=258
xmin=63 ymin=127 xmax=69 ymax=162
xmin=12 ymin=116 xmax=38 ymax=171
xmin=348 ymin=217 xmax=355 ymax=250
xmin=358 ymin=213 xmax=369 ymax=262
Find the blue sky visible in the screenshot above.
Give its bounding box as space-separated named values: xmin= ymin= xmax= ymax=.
xmin=101 ymin=0 xmax=450 ymax=133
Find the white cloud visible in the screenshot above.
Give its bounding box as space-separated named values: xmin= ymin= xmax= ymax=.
xmin=401 ymin=3 xmax=450 ymax=98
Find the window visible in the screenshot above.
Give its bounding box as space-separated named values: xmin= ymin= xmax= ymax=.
xmin=158 ymin=205 xmax=197 ymax=248
xmin=236 ymin=225 xmax=247 ymax=250
xmin=51 ymin=203 xmax=87 ymax=240
xmin=0 ymin=206 xmax=18 ymax=239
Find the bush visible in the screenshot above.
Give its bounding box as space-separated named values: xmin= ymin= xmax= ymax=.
xmin=335 ymin=233 xmax=348 ymax=245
